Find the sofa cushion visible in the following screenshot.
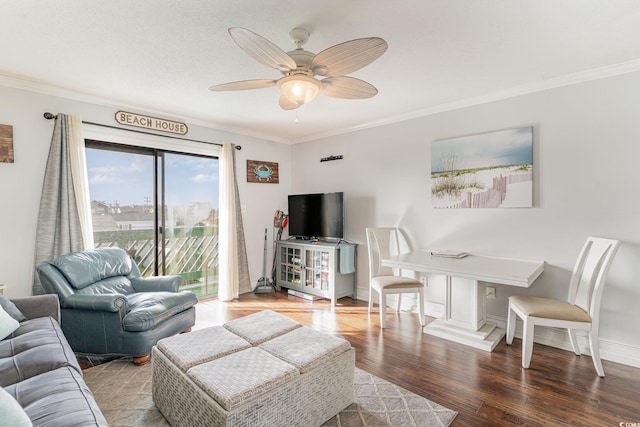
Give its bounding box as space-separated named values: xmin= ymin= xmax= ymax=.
xmin=5 ymin=367 xmax=108 ymax=427
xmin=0 ymin=386 xmax=32 ymax=427
xmin=0 ymin=305 xmax=20 ymax=340
xmin=0 ymin=295 xmax=27 ymax=322
xmin=8 ymin=317 xmax=65 ymax=338
xmin=52 ymin=248 xmax=133 ymax=290
xmin=123 ymin=291 xmax=198 ymax=332
xmin=0 ymin=318 xmax=80 ymax=387
xmin=0 ymin=343 xmax=79 ymax=387
xmin=0 ymin=328 xmax=77 ymax=361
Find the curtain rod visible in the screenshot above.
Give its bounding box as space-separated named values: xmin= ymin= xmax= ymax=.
xmin=43 ymin=112 xmax=240 ymax=150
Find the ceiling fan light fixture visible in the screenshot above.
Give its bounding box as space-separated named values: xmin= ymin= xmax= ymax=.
xmin=277 ymin=75 xmax=322 ymax=106
xmin=210 ymin=27 xmax=388 ymax=109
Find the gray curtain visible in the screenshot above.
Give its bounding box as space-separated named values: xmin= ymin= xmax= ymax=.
xmin=32 ymin=114 xmax=85 ymax=295
xmin=219 ymin=142 xmax=251 ymax=300
xmin=232 ymin=145 xmax=251 ymax=294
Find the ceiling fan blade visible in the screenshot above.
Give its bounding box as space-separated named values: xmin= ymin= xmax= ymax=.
xmin=229 ymin=27 xmax=297 ymax=71
xmin=311 ymin=37 xmax=388 ymax=77
xmin=209 ymin=79 xmax=277 ymax=91
xmin=321 ymin=76 xmax=378 ymax=99
xmin=279 ymin=95 xmax=300 ymax=110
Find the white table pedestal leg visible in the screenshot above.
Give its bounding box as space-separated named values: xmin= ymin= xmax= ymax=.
xmin=423 ymin=276 xmax=505 ymax=351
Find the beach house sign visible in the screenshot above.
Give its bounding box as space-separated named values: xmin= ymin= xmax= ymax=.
xmin=115 ymin=111 xmax=188 ymax=135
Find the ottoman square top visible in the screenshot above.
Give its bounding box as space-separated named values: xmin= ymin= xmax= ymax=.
xmin=188 ymin=347 xmax=299 ymax=411
xmin=156 ymin=326 xmax=251 ymax=371
xmin=259 ymin=326 xmax=352 ymax=373
xmin=223 ymin=310 xmax=301 ymax=345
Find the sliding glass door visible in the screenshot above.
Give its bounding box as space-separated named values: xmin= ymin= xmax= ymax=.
xmin=85 ymin=140 xmax=219 ymax=298
xmin=161 ymin=152 xmax=219 ymax=297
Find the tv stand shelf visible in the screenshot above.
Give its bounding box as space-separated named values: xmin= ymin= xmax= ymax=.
xmin=276 ymin=240 xmax=356 ymax=306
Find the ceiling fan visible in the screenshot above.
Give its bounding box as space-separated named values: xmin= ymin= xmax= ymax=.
xmin=209 ymin=27 xmax=388 ymax=110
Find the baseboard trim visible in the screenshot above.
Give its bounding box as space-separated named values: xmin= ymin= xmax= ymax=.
xmin=488 ymin=314 xmax=640 ymax=369
xmin=357 ymin=293 xmax=640 ymax=369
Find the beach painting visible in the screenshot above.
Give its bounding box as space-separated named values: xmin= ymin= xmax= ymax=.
xmin=431 ymin=126 xmax=533 ymax=208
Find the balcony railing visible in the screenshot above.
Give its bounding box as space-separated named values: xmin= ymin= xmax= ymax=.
xmin=94 ymin=226 xmax=218 ymax=298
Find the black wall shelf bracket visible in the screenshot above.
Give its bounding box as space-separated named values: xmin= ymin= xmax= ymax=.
xmin=320 ymin=155 xmax=343 ymax=162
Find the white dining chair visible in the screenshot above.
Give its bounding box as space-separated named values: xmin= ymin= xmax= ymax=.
xmin=506 ymin=236 xmax=620 ymax=376
xmin=366 ymin=227 xmax=425 ymax=329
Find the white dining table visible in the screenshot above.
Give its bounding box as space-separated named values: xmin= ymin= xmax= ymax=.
xmin=382 ymin=250 xmax=544 ymax=351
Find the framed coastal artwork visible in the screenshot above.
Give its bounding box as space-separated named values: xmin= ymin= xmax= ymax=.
xmin=431 ymin=126 xmax=533 ymax=208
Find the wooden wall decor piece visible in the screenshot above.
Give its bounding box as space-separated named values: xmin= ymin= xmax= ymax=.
xmin=114 ymin=111 xmax=188 ymax=135
xmin=247 ymin=160 xmax=279 ymax=183
xmin=0 ymin=124 xmax=14 ymax=163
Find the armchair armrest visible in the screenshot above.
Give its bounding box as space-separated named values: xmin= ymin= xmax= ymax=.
xmin=131 ymin=275 xmax=182 ymax=293
xmin=62 ymin=294 xmax=127 ymax=313
xmin=11 ymin=295 xmax=61 ymax=323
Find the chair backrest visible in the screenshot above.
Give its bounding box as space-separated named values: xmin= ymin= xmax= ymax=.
xmin=366 ymin=227 xmax=401 ymax=279
xmin=37 ymin=248 xmax=139 ymax=300
xmin=568 ymin=236 xmax=620 ymax=321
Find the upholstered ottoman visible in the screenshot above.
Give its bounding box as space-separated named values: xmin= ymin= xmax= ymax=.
xmin=152 ymin=310 xmax=355 ymax=427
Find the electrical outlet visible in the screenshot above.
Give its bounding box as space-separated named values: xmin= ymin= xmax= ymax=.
xmin=486 ymin=286 xmax=496 ymax=300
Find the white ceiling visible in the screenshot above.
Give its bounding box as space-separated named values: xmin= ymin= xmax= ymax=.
xmin=2 ymin=1 xmax=640 ymax=144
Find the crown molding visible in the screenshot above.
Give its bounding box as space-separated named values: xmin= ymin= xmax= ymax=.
xmin=0 ymin=72 xmax=291 ymax=144
xmin=293 ymin=58 xmax=640 ymax=143
xmin=3 ymin=58 xmax=640 ymax=146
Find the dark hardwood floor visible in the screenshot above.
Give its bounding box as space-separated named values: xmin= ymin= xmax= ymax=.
xmin=196 ymin=290 xmax=640 ymax=426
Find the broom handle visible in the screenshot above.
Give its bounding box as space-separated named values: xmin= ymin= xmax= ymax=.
xmin=263 ymin=228 xmax=267 ymax=278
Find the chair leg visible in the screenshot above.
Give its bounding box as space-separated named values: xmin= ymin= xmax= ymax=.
xmin=368 ymin=287 xmax=373 ymax=315
xmin=417 ymin=288 xmax=425 ymax=326
xmin=396 ymin=294 xmax=402 ymax=313
xmin=588 ymin=330 xmax=605 ymax=377
xmin=379 ymin=290 xmax=386 ymax=329
xmin=522 ymin=319 xmax=535 ymax=369
xmin=567 ymin=329 xmax=581 ymax=355
xmin=506 ymin=304 xmax=516 ymax=345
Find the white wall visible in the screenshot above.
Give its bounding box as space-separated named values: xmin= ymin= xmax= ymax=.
xmin=290 ymin=70 xmax=640 ymax=366
xmin=0 ymin=84 xmax=291 ymax=298
xmin=3 ymin=70 xmax=639 ymax=367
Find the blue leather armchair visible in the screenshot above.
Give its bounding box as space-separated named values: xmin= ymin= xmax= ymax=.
xmin=36 ymin=247 xmax=198 ymax=364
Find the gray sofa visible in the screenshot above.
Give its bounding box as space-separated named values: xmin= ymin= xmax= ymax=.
xmin=1 ymin=294 xmax=108 ymax=426
xmin=36 ymin=247 xmax=198 ymax=364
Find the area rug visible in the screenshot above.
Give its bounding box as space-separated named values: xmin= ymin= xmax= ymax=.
xmin=83 ymin=359 xmax=457 ymax=426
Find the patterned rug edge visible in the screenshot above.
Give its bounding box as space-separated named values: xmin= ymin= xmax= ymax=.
xmin=83 ymin=359 xmax=457 ymax=427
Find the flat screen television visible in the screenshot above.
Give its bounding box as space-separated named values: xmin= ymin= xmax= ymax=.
xmin=288 ymin=192 xmax=344 ymax=239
